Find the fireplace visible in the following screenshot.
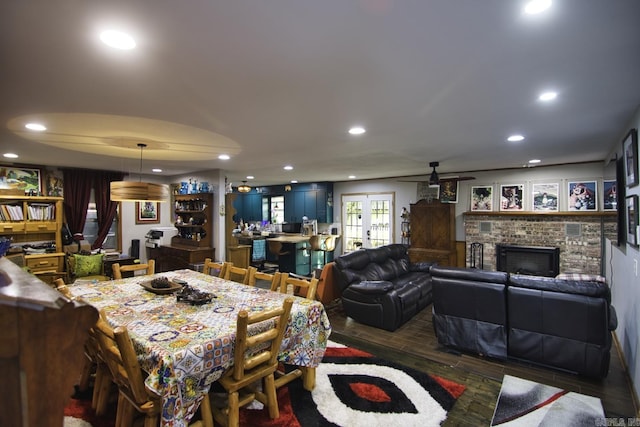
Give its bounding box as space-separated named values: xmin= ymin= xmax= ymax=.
xmin=496 ymin=244 xmax=560 ymax=277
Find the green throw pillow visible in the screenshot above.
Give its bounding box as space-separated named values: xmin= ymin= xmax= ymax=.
xmin=74 ymin=253 xmax=104 ymax=277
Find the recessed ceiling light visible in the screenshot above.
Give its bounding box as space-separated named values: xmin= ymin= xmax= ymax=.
xmin=218 ymin=154 xmax=230 ymax=160
xmin=538 ymin=91 xmax=557 ymax=102
xmin=291 ymin=180 xmax=298 ymax=184
xmin=100 ymin=30 xmax=136 ymax=50
xmin=152 ymin=168 xmax=162 ymax=173
xmin=507 ymin=134 xmax=525 ymax=142
xmin=348 ymin=175 xmax=356 ymax=179
xmin=284 ymin=165 xmax=293 ymax=171
xmin=246 ymin=176 xmax=254 ymax=180
xmin=528 ymin=159 xmax=541 ymax=164
xmin=348 ymin=126 xmax=366 ymax=135
xmin=3 ymin=153 xmax=18 ymax=159
xmin=25 ymin=123 xmax=46 ymax=131
xmin=523 ymin=0 xmax=552 ymax=15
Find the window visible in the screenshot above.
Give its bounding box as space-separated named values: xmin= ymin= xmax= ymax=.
xmin=81 ymin=192 xmax=120 ymax=250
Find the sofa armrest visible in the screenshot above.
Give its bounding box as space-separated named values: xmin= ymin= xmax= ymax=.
xmin=350 ymin=280 xmax=394 ymax=294
xmin=410 ymin=262 xmax=435 ymax=273
xmin=609 ymin=305 xmax=618 ymax=331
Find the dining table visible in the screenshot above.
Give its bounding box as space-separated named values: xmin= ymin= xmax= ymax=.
xmin=69 ymin=268 xmax=332 ymax=427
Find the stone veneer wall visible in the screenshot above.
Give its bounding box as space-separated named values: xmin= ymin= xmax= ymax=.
xmin=464 ymin=213 xmax=617 ymax=275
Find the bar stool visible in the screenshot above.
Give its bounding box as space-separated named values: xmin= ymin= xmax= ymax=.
xmin=323 ymin=235 xmax=338 ymax=265
xmin=308 ymin=235 xmax=328 ymax=273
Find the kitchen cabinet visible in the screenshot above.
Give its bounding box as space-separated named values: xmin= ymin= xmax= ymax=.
xmin=232 ymin=193 xmax=262 ymax=223
xmin=232 ymin=182 xmax=333 ymax=225
xmin=284 ymin=183 xmax=333 ymax=223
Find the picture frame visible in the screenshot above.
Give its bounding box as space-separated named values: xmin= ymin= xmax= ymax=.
xmin=0 ymin=166 xmax=42 ymax=195
xmin=568 ymin=181 xmax=597 ymax=211
xmin=135 ymin=201 xmax=160 ymax=224
xmin=439 ymin=179 xmax=459 ymax=203
xmin=622 ymin=128 xmax=638 ymax=188
xmin=417 ymin=182 xmax=440 ymax=202
xmin=626 ymin=195 xmax=638 ymax=247
xmin=532 ymin=183 xmax=559 ymax=212
xmin=500 ymin=184 xmax=524 ymax=211
xmin=470 ymin=185 xmax=493 ymax=211
xmin=603 ymin=180 xmax=618 ymax=211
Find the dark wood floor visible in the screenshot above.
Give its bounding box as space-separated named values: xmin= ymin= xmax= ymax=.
xmin=323 ymin=300 xmax=639 ymax=426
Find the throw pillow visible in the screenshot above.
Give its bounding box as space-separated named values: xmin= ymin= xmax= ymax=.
xmin=74 ymin=253 xmax=104 ymax=277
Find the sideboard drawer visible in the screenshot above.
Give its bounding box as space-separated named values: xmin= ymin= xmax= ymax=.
xmin=25 ymin=253 xmax=64 ymax=273
xmin=25 ymin=221 xmax=57 ymax=232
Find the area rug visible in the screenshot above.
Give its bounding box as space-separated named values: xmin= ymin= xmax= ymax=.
xmin=490 ymin=374 xmax=605 ymax=426
xmin=65 ymin=341 xmax=466 ymax=427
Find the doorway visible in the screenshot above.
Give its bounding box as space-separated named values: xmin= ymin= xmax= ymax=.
xmin=342 ymin=193 xmax=394 ymax=252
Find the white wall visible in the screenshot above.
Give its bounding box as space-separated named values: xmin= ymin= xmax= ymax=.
xmin=334 ymin=161 xmax=612 ymax=245
xmin=605 ymin=105 xmax=640 ymax=404
xmin=120 ymin=169 xmax=227 ymax=262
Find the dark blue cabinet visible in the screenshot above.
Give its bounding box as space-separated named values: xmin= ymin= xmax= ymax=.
xmin=237 ymin=182 xmax=333 ymax=224
xmin=233 ymin=193 xmax=262 ymax=223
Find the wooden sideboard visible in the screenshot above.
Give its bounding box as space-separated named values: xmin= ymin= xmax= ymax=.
xmin=408 ymin=199 xmax=457 ymax=266
xmin=150 ymin=245 xmax=215 ymax=272
xmin=0 ymin=257 xmax=98 ymax=427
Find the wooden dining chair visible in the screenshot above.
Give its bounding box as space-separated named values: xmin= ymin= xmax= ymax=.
xmin=223 ymin=264 xmax=253 ymax=285
xmin=112 ymin=259 xmax=155 ymax=280
xmin=278 ymin=273 xmax=319 ymax=301
xmin=247 ymin=267 xmax=282 ymax=291
xmin=203 ymin=257 xmax=229 ymax=277
xmin=93 ymin=310 xmax=162 ymax=427
xmin=203 ymin=298 xmax=294 ymax=427
xmin=53 ymin=277 xmax=72 ymax=298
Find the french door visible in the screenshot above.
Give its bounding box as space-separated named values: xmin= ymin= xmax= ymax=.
xmin=342 ymin=193 xmax=394 ymax=252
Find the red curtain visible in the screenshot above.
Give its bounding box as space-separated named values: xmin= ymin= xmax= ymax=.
xmin=92 ymin=171 xmax=124 ymax=249
xmin=62 ymin=168 xmax=94 ymax=239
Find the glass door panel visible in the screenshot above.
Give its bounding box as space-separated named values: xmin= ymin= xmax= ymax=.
xmin=342 ymin=193 xmax=393 ymax=253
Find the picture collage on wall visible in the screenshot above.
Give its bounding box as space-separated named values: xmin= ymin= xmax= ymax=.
xmin=468 ymin=179 xmax=617 ymax=213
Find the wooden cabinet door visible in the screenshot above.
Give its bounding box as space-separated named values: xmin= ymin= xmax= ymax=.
xmin=408 ymin=199 xmax=456 ymax=266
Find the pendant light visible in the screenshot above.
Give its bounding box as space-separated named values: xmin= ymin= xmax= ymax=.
xmin=237 ymin=181 xmax=251 ymax=193
xmin=110 ymin=143 xmax=169 ymax=202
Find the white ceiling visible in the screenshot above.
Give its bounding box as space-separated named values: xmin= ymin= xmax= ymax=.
xmin=1 ymin=0 xmax=639 ymax=186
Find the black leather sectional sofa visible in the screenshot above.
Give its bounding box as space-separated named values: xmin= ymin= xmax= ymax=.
xmin=333 ymin=244 xmax=434 ymax=331
xmin=430 ymin=265 xmax=618 ymax=379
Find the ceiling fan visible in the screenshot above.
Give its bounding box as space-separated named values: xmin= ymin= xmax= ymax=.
xmin=398 ymin=161 xmax=475 ymax=185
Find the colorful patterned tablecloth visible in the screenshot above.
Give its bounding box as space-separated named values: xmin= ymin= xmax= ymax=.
xmin=70 ymin=269 xmax=332 ymax=427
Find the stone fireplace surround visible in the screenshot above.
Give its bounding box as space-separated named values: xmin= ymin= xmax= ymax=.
xmin=464 ymin=212 xmax=617 ymax=276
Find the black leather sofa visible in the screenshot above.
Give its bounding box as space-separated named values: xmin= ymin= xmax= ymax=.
xmin=431 ymin=266 xmax=618 ymax=378
xmin=333 ymin=244 xmax=434 ymax=331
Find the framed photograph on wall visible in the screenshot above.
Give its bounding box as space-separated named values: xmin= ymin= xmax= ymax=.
xmin=470 ymin=185 xmax=493 ymax=211
xmin=135 ymin=201 xmax=160 ymax=224
xmin=603 ymin=180 xmax=618 ymax=211
xmin=500 ymin=184 xmax=524 ymax=211
xmin=417 ymin=182 xmax=440 ymax=202
xmin=439 ymin=179 xmax=459 ymax=203
xmin=568 ymin=181 xmax=597 ymax=211
xmin=0 ymin=166 xmax=42 ymax=195
xmin=627 ymin=195 xmax=638 ymax=247
xmin=623 ymin=128 xmax=638 ymax=188
xmin=532 ymin=183 xmax=559 ymax=211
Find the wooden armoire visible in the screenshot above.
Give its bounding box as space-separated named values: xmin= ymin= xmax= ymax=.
xmin=407 ymin=198 xmax=457 ymax=266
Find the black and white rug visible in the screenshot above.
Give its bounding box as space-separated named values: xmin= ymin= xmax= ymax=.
xmin=490 ymin=374 xmax=605 ymax=426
